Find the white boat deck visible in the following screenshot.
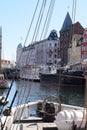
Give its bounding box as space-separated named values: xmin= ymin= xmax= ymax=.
xmin=0 ymin=121 xmax=58 ymax=130
xmin=0 ymin=101 xmax=86 ymax=130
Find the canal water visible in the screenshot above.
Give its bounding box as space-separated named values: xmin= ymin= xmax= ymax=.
xmin=0 ymin=79 xmax=85 ymax=109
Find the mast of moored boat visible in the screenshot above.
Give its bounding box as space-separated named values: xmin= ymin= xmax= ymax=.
xmin=84 ymin=71 xmax=87 ymax=129
xmin=0 ymin=27 xmax=2 ymax=73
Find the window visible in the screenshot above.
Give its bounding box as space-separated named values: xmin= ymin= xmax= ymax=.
xmin=49 ymin=43 xmax=52 ymax=47
xmin=55 ymin=43 xmax=57 ymax=47
xmin=55 ymin=49 xmax=56 ymax=52
xmin=55 ymin=54 xmax=57 ymax=58
xmin=55 ymin=60 xmax=56 ymax=64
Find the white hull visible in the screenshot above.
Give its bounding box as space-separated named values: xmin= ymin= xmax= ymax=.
xmin=20 ymin=65 xmax=57 ymax=82
xmin=20 ymin=65 xmax=40 ymax=81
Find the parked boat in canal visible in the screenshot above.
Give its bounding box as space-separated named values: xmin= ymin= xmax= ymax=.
xmin=40 ymin=67 xmax=85 ymax=87
xmin=20 ymin=64 xmax=40 ymax=82
xmin=0 ymin=74 xmax=9 ymax=89
xmin=3 ymin=68 xmax=20 ymax=80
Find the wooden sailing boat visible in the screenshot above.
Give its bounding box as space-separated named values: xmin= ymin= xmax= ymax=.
xmin=0 ymin=0 xmax=86 ymax=130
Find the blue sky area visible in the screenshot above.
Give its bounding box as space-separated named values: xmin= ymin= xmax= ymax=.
xmin=0 ymin=0 xmax=87 ymax=62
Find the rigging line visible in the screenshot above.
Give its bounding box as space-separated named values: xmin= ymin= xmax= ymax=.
xmin=24 ymin=0 xmax=46 ymax=66
xmin=13 ymin=73 xmax=33 ymax=110
xmin=19 ymin=0 xmax=46 ymax=75
xmin=22 ymin=0 xmax=54 ymax=68
xmin=45 ymin=0 xmax=56 ymax=38
xmin=33 ymin=0 xmax=47 ymax=42
xmin=11 ymin=83 xmax=32 ymax=130
xmin=16 ymin=80 xmax=27 ymax=105
xmin=31 ymin=0 xmax=46 ymax=44
xmin=43 ymin=0 xmax=55 ymax=39
xmin=14 ymin=69 xmax=30 ymax=108
xmin=9 ymin=59 xmax=34 ymax=128
xmin=31 ymin=0 xmax=55 ymax=67
xmin=71 ymin=0 xmax=75 ymax=40
xmin=72 ymin=0 xmax=74 ymax=24
xmin=15 ymin=0 xmax=40 ymax=107
xmin=10 ymin=87 xmax=28 ymax=129
xmin=73 ymin=0 xmax=77 ymax=23
xmin=11 ymin=0 xmax=56 ymax=128
xmin=17 ymin=0 xmax=40 ymax=67
xmin=72 ymin=0 xmax=77 ymax=23
xmin=43 ymin=0 xmax=56 ymax=39
xmin=11 ymin=70 xmax=36 ymax=129
xmin=1 ymin=90 xmax=18 ymax=130
xmin=9 ymin=80 xmax=32 ymax=129
xmin=11 ymin=2 xmax=50 ymax=121
xmin=40 ymin=0 xmax=53 ymax=40
xmin=70 ymin=0 xmax=77 ymax=47
xmin=23 ymin=0 xmax=40 ymax=46
xmin=0 ymin=80 xmax=14 ymax=115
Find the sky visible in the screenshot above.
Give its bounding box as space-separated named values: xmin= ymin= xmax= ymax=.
xmin=0 ymin=0 xmax=87 ymax=62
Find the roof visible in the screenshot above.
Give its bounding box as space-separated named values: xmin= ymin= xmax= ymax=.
xmin=48 ymin=30 xmax=58 ymax=40
xmin=60 ymin=12 xmax=72 ymax=31
xmin=17 ymin=43 xmax=22 ymax=49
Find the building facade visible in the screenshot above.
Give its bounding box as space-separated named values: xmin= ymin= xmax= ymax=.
xmin=59 ymin=12 xmax=84 ymax=66
xmin=81 ymin=28 xmax=87 ymax=60
xmin=81 ymin=28 xmax=87 ymax=69
xmin=68 ymin=34 xmax=83 ymax=69
xmin=16 ymin=30 xmax=60 ymax=68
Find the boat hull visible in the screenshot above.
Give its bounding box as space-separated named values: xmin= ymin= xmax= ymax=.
xmin=40 ymin=70 xmax=85 ymax=87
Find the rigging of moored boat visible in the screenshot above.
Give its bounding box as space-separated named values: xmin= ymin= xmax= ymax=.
xmin=0 ymin=0 xmax=87 ymax=130
xmin=0 ymin=28 xmax=9 ymax=89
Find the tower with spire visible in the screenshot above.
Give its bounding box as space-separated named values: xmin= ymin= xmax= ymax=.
xmin=59 ymin=12 xmax=84 ymax=66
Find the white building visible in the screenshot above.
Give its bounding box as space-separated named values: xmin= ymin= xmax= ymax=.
xmin=16 ymin=30 xmax=60 ymax=68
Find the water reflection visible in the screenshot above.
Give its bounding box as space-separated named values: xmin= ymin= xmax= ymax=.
xmin=0 ymin=80 xmax=85 ymax=108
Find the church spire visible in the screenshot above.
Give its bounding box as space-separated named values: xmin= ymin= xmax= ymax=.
xmin=60 ymin=12 xmax=72 ymax=32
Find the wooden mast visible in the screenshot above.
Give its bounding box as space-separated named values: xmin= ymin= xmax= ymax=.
xmin=84 ymin=71 xmax=87 ymax=129
xmin=0 ymin=27 xmax=2 ymax=73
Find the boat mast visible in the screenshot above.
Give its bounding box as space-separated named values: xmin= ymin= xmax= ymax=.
xmin=0 ymin=27 xmax=2 ymax=73
xmin=85 ymin=72 xmax=87 ymax=129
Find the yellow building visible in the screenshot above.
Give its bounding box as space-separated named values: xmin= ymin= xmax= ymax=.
xmin=68 ymin=34 xmax=83 ymax=69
